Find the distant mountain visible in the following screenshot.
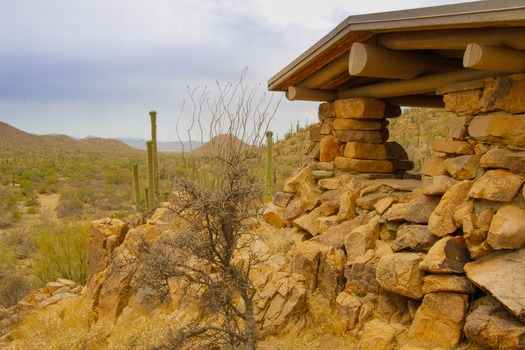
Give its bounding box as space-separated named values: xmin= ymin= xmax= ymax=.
xmin=191 ymin=134 xmax=250 ymax=157
xmin=0 ymin=121 xmax=139 ymax=153
xmin=117 ymin=137 xmax=203 ymax=151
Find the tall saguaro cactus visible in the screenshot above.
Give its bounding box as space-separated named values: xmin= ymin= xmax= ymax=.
xmin=146 ymin=140 xmax=155 ymax=211
xmin=265 ymin=130 xmax=274 ymax=201
xmin=132 ymin=163 xmax=143 ymax=212
xmin=149 ymin=111 xmax=159 ymax=197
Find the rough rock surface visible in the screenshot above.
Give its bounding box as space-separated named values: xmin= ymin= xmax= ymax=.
xmin=408 ymin=292 xmax=469 ymax=348
xmin=464 ymin=247 xmax=525 ymax=323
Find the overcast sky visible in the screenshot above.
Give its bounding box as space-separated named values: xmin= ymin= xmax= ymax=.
xmin=1 ymin=0 xmax=478 ymax=141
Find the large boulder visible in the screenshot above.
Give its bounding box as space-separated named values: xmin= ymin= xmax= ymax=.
xmin=419 ymin=236 xmax=471 ymax=274
xmin=487 ymin=205 xmax=525 ymax=250
xmin=408 ymin=292 xmax=469 ymax=348
xmin=376 ymin=253 xmax=425 ymax=299
xmin=464 ymin=295 xmax=525 ymax=350
xmin=469 ymin=112 xmax=525 ymax=149
xmin=469 ymin=169 xmax=525 ymax=201
xmin=428 ymin=180 xmax=473 ymax=237
xmin=464 ymin=247 xmax=525 ymax=323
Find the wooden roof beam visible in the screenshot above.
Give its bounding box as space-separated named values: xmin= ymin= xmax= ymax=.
xmin=338 ymin=69 xmax=505 ymax=100
xmin=348 ymin=42 xmax=457 ymax=80
xmin=377 ymin=27 xmax=525 ymax=51
xmin=286 ymin=85 xmax=445 ymax=108
xmin=463 ymin=43 xmax=525 ymax=72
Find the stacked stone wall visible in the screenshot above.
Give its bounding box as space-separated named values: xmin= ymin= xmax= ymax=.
xmin=264 ymin=73 xmax=525 ymax=349
xmin=310 ymin=98 xmax=414 ymax=176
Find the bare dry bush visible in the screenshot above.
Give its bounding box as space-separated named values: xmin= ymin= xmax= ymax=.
xmin=135 ymin=69 xmax=280 ymax=350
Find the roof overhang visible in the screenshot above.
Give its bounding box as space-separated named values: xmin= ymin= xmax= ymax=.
xmin=268 ymin=0 xmax=525 ymax=108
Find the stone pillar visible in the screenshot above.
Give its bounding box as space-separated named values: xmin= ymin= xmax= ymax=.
xmin=310 ymin=97 xmax=413 ymax=177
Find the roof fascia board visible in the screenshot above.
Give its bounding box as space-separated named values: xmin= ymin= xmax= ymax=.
xmin=268 ymin=0 xmax=525 ymax=92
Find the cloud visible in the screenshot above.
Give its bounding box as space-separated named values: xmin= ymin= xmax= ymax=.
xmin=0 ymin=0 xmax=478 ymax=140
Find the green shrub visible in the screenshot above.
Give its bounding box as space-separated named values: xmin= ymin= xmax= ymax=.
xmin=30 ymin=222 xmax=89 ymax=285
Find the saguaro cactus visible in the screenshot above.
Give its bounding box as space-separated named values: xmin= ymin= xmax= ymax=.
xmin=149 ymin=111 xmax=159 ymax=196
xmin=265 ymin=130 xmax=274 ymax=200
xmin=132 ymin=163 xmax=142 ymax=212
xmin=146 ymin=140 xmax=155 ymax=210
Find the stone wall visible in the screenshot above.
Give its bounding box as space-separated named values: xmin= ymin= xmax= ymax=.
xmin=264 ymin=73 xmax=525 ymax=349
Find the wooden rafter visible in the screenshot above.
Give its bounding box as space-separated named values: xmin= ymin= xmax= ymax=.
xmin=463 ymin=43 xmax=525 ymax=72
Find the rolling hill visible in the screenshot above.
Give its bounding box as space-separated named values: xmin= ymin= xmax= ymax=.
xmin=0 ymin=121 xmax=140 ymax=153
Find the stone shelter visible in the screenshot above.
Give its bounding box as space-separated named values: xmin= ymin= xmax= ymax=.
xmin=264 ymin=0 xmax=525 ymax=348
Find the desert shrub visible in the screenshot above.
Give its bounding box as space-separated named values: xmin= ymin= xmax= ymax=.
xmin=56 ymin=187 xmax=88 ymax=218
xmin=30 ymin=222 xmax=89 ymax=285
xmin=11 ymin=297 xmax=107 ymax=350
xmin=0 ymin=266 xmax=33 ymax=308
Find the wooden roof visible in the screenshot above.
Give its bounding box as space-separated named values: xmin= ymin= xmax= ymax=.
xmin=268 ymin=0 xmax=525 ymax=108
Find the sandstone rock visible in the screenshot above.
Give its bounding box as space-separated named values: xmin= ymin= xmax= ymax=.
xmin=408 ymin=292 xmax=469 ymax=348
xmin=480 ymin=147 xmax=525 ymax=173
xmin=317 ymin=161 xmax=335 ymax=171
xmin=446 ymin=115 xmax=469 ymax=140
xmin=463 ymin=209 xmax=494 ymax=259
xmin=290 ymin=241 xmax=325 ymax=292
xmin=443 ymin=154 xmax=481 ymax=180
xmin=334 ymin=98 xmax=385 ymax=119
xmin=335 ymin=130 xmax=383 ymax=143
xmin=375 ymin=290 xmax=412 ymax=325
xmin=464 ymin=247 xmax=525 ymax=322
xmin=481 ymin=74 xmax=525 ymax=114
xmin=335 ymin=292 xmax=362 ymax=331
xmin=487 ymin=205 xmax=525 ymax=250
xmin=40 ymin=292 xmax=79 ymax=308
xmin=284 ymin=199 xmax=304 ymax=226
xmin=344 ymin=216 xmax=380 ymax=260
xmin=387 ymin=202 xmax=409 ymax=222
xmin=374 ymin=196 xmax=397 ymax=215
xmin=464 ymin=295 xmax=525 ymax=350
xmin=469 ymin=112 xmax=525 ymax=149
xmin=337 ymin=190 xmax=358 ymax=221
xmin=319 ymin=201 xmax=339 ymax=216
xmin=356 ymin=192 xmax=390 ymax=211
xmin=392 ymin=225 xmax=439 ymax=253
xmin=317 ymin=248 xmax=346 ymax=301
xmin=318 ymin=216 xmax=339 ymax=234
xmin=310 ymin=122 xmax=322 ymax=141
xmin=45 ymin=281 xmax=66 ymax=294
xmin=318 ymin=102 xmax=335 ymax=120
xmin=300 ymin=183 xmax=322 ymax=211
xmin=272 ymin=192 xmax=293 ymax=207
xmin=469 ymin=169 xmax=525 ymax=201
xmin=319 ymin=135 xmax=342 ymax=162
xmin=320 ymin=119 xmax=334 ymax=135
xmin=419 ymin=236 xmax=471 ymax=274
xmin=333 ymin=118 xmax=382 ymax=131
xmin=443 ymin=89 xmax=483 ymax=116
xmin=335 ymin=157 xmax=394 ymax=173
xmin=293 ymin=207 xmax=322 ymax=236
xmin=421 ymin=156 xmax=448 ymax=176
xmin=318 ymin=177 xmax=341 ymax=190
xmin=405 ymin=196 xmax=440 ymax=224
xmin=422 ymin=274 xmax=476 ymax=294
xmin=256 ymin=272 xmax=307 ymax=335
xmin=312 ymin=214 xmax=371 ymax=249
xmin=376 ymin=252 xmax=425 ymax=299
xmin=87 ymin=218 xmax=129 ymax=290
xmin=428 ymin=180 xmax=473 ymax=237
xmin=344 ymin=250 xmax=379 ymax=296
xmin=433 ymin=139 xmax=474 ymax=155
xmin=358 ymin=319 xmax=396 ymax=350
xmin=343 ymin=142 xmax=387 ymax=160
xmin=263 ymin=203 xmax=286 ymax=229
xmin=311 ymin=170 xmax=334 ymax=179
xmin=283 ymin=163 xmax=316 ymax=194
xmin=421 ymin=175 xmax=457 ymax=196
